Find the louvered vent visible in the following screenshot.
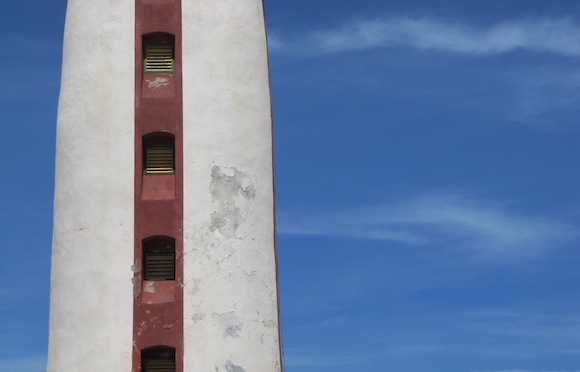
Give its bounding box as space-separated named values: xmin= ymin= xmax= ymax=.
xmin=144 ymin=44 xmax=174 ymax=74
xmin=143 ymin=348 xmax=176 ymax=372
xmin=145 ymin=145 xmax=174 ymax=174
xmin=144 ymin=251 xmax=175 ymax=281
xmin=143 ymin=237 xmax=175 ymax=281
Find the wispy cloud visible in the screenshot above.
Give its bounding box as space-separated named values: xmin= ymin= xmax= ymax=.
xmin=278 ymin=192 xmax=575 ymax=257
xmin=269 ymin=17 xmax=580 ymax=57
xmin=283 ymin=349 xmax=366 ymax=367
xmin=462 ymin=307 xmax=580 ymax=347
xmin=509 ymin=67 xmax=580 ymax=130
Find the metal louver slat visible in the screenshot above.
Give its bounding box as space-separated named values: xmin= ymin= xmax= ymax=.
xmin=144 ymin=356 xmax=175 ymax=372
xmin=145 ymin=146 xmax=174 ymax=174
xmin=144 ymin=44 xmax=174 ymax=74
xmin=145 ymin=252 xmax=175 ymax=280
xmin=143 ymin=348 xmax=175 ymax=372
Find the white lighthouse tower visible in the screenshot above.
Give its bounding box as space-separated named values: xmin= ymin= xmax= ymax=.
xmin=48 ymin=0 xmax=282 ymax=371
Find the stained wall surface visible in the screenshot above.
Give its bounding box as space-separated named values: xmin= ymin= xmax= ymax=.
xmin=47 ymin=0 xmax=135 ymax=370
xmin=182 ymin=1 xmax=282 ymax=371
xmin=49 ymin=0 xmax=281 ymax=370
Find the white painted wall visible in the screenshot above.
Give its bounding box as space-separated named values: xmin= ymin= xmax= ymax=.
xmin=49 ymin=1 xmax=280 ymax=370
xmin=182 ymin=0 xmax=282 ymax=371
xmin=47 ymin=0 xmax=135 ymax=370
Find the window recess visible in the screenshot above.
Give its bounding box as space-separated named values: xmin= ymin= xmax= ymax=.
xmin=143 ymin=133 xmax=175 ymax=175
xmin=142 ymin=33 xmax=175 ymax=75
xmin=142 ymin=347 xmax=176 ymax=372
xmin=143 ymin=237 xmax=175 ymax=281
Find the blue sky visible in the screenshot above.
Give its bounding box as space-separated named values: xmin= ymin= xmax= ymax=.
xmin=1 ymin=1 xmax=580 ymax=371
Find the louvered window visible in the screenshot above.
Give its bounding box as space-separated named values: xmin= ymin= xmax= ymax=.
xmin=142 ymin=348 xmax=175 ymax=372
xmin=144 ymin=144 xmax=174 ymax=175
xmin=143 ymin=237 xmax=175 ymax=281
xmin=144 ymin=44 xmax=174 ymax=74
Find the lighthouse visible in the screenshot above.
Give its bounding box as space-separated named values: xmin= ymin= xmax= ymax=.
xmin=47 ymin=0 xmax=282 ymax=371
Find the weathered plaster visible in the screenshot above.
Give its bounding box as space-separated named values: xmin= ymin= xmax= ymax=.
xmin=48 ymin=0 xmax=135 ymax=371
xmin=212 ymin=312 xmax=244 ymax=339
xmin=144 ymin=281 xmax=156 ymax=293
xmin=209 ymin=166 xmax=256 ymax=238
xmin=146 ymin=77 xmax=171 ymax=88
xmin=182 ymin=0 xmax=282 ymax=370
xmin=133 ymin=1 xmax=184 ymax=369
xmin=225 ymin=361 xmax=247 ymax=372
xmin=50 ymin=0 xmax=282 ymax=370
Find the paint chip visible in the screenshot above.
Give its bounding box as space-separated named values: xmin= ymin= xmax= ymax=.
xmin=143 ymin=281 xmax=155 ymax=293
xmin=147 ymin=77 xmax=170 ymax=88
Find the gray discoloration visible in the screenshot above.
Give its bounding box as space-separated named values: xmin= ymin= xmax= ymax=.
xmin=209 ymin=166 xmax=255 ymax=238
xmin=212 ymin=312 xmax=243 ymax=339
xmin=262 ymin=319 xmax=276 ymax=328
xmin=189 ymin=278 xmax=202 ymax=295
xmin=225 ymin=361 xmax=246 ymax=372
xmin=224 ymin=324 xmax=242 ymax=338
xmin=192 ymin=312 xmax=205 ymax=323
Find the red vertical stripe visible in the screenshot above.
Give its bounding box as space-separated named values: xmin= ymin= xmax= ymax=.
xmin=133 ymin=1 xmax=184 ymax=371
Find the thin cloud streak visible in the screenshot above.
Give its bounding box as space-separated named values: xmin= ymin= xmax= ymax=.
xmin=283 ymin=351 xmax=367 ymax=367
xmin=509 ymin=68 xmax=580 ymax=129
xmin=278 ymin=192 xmax=575 ymax=257
xmin=269 ymin=17 xmax=580 ymax=57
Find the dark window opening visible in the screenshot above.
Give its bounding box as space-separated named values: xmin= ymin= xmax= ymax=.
xmin=142 ymin=347 xmax=176 ymax=372
xmin=143 ymin=33 xmax=175 ymax=74
xmin=143 ymin=133 xmax=175 ymax=175
xmin=143 ymin=237 xmax=175 ymax=281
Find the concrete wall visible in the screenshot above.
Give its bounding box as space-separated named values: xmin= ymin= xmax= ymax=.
xmin=47 ymin=0 xmax=135 ymax=370
xmin=49 ymin=0 xmax=281 ymax=370
xmin=182 ymin=0 xmax=282 ymax=370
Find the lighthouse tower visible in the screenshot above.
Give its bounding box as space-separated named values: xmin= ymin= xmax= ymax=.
xmin=48 ymin=0 xmax=282 ymax=371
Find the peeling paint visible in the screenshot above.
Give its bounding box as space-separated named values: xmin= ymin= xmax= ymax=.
xmin=225 ymin=361 xmax=246 ymax=372
xmin=212 ymin=312 xmax=243 ymax=339
xmin=224 ymin=324 xmax=242 ymax=338
xmin=192 ymin=312 xmax=205 ymax=323
xmin=143 ymin=281 xmax=155 ymax=293
xmin=209 ymin=166 xmax=255 ymax=238
xmin=131 ymin=276 xmax=142 ymax=299
xmin=146 ymin=77 xmax=170 ymax=88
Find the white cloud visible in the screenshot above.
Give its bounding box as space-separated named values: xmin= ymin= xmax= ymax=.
xmin=278 ymin=192 xmax=575 ymax=257
xmin=269 ymin=17 xmax=580 ymax=57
